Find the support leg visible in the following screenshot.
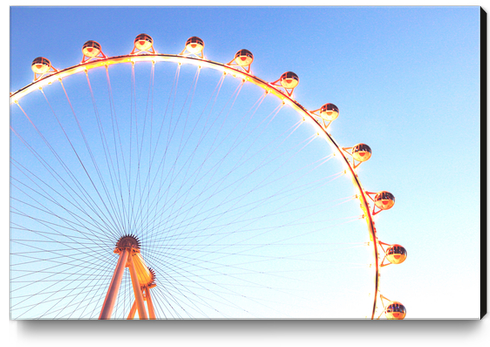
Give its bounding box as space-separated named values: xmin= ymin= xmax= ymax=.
xmin=128 ymin=253 xmax=148 ymax=320
xmin=145 ymin=287 xmax=156 ymax=320
xmin=127 ymin=300 xmax=137 ymax=320
xmin=99 ymin=249 xmax=129 ymax=320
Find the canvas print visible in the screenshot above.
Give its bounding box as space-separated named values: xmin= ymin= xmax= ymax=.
xmin=9 ymin=6 xmax=483 ymax=320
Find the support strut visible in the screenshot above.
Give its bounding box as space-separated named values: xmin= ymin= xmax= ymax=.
xmin=99 ymin=248 xmax=129 ymax=320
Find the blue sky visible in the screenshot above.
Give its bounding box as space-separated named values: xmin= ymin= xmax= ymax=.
xmin=6 ymin=3 xmax=485 ymax=344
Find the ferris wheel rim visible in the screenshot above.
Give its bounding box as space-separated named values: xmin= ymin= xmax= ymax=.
xmin=10 ymin=52 xmax=381 ymax=319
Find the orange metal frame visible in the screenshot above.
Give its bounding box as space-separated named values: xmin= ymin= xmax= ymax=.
xmin=99 ymin=245 xmax=156 ymax=320
xmin=226 ymin=57 xmax=252 ymax=73
xmin=131 ymin=43 xmax=156 ymax=55
xmin=365 ymin=191 xmax=385 ymax=216
xmin=378 ymin=241 xmax=392 ymax=268
xmin=81 ymin=50 xmax=108 ymax=64
xmin=270 ymin=78 xmax=295 ymax=97
xmin=33 ymin=65 xmax=58 ymax=82
xmin=341 ymin=146 xmax=365 ymax=169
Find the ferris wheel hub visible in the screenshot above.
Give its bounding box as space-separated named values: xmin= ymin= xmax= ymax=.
xmin=115 ymin=234 xmax=141 ymax=252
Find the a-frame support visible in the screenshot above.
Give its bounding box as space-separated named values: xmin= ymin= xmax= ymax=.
xmin=99 ymin=235 xmax=156 ymax=320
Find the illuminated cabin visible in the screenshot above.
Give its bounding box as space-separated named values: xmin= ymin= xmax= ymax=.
xmin=374 ymin=191 xmax=395 ymax=210
xmin=82 ymin=40 xmax=102 ymax=58
xmin=185 ymin=36 xmax=204 ymax=55
xmin=385 ymin=301 xmax=406 ymax=320
xmin=319 ymin=103 xmax=339 ymax=121
xmin=31 ymin=57 xmax=52 ymax=74
xmin=280 ymin=71 xmax=299 ymax=89
xmin=234 ymin=49 xmax=254 ymax=67
xmin=385 ymin=244 xmax=407 ymax=264
xmin=133 ymin=33 xmax=154 ymax=53
xmin=352 ymin=143 xmax=372 ymax=162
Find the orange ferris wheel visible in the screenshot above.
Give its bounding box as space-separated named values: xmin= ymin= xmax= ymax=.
xmin=10 ymin=34 xmax=407 ymax=320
